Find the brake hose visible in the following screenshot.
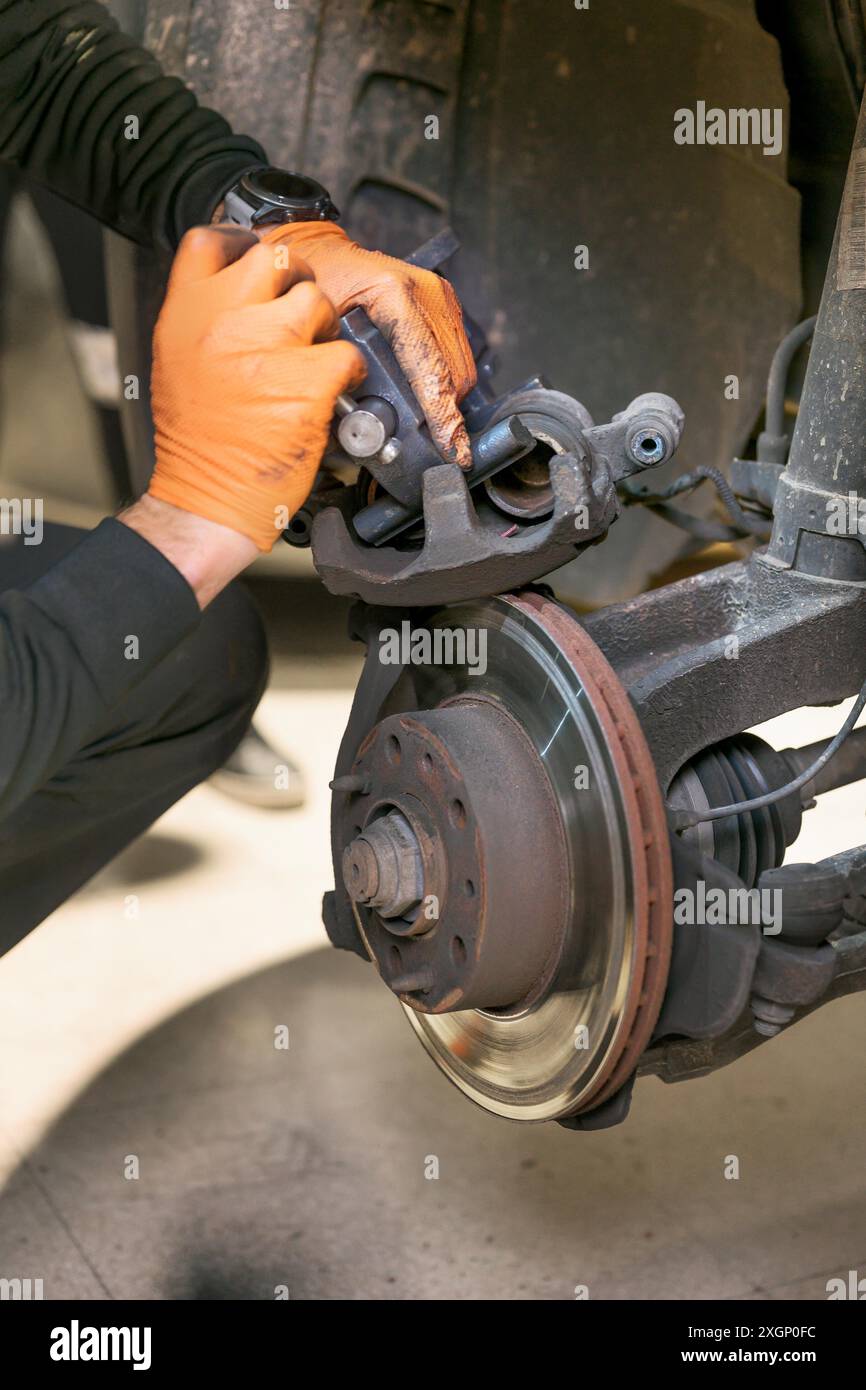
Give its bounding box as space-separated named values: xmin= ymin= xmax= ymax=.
xmin=625 ymin=315 xmax=820 ymax=539
xmin=763 ymin=314 xmax=818 ymax=444
xmin=621 ymin=465 xmax=771 ymax=540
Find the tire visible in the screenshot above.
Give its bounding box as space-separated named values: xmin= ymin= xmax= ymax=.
xmin=111 ymin=0 xmax=801 ymax=603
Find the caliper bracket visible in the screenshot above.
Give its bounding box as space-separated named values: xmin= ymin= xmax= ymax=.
xmin=311 ymin=447 xmax=617 ymax=606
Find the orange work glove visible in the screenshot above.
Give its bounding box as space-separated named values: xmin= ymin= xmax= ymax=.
xmin=259 ymin=222 xmax=477 ymax=470
xmin=148 ymin=224 xmax=366 ymax=551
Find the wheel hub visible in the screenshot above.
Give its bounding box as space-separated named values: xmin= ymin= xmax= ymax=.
xmin=339 ymin=700 xmax=569 ymax=1013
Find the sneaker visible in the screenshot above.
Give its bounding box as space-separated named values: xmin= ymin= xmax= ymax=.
xmin=209 ymin=724 xmax=306 ymax=809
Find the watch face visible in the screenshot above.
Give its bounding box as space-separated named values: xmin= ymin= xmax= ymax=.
xmin=244 ymin=168 xmax=329 ymax=212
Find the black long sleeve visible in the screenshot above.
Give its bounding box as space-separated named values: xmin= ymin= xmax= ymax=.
xmin=0 ymin=519 xmax=200 ymax=820
xmin=0 ymin=0 xmax=267 ymax=248
xmin=0 ymin=6 xmax=258 ymax=817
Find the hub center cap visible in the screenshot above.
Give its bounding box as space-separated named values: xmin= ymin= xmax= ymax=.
xmin=339 ymin=700 xmax=569 ymax=1013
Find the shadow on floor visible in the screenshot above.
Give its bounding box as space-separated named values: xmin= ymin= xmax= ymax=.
xmin=75 ymin=833 xmax=208 ymax=895
xmin=2 ymin=946 xmax=864 ymax=1300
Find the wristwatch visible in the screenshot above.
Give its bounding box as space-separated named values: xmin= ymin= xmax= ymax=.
xmin=221 ymin=167 xmax=340 ymax=229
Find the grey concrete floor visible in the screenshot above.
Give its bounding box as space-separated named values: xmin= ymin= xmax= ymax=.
xmin=2 ymin=947 xmax=865 ymax=1301
xmin=0 ymin=190 xmax=865 ymax=1302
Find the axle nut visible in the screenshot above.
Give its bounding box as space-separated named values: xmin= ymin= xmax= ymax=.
xmin=342 ymin=810 xmax=424 ymax=920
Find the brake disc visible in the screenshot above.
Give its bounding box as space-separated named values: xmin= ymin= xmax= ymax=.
xmin=331 ymin=592 xmax=673 ymax=1122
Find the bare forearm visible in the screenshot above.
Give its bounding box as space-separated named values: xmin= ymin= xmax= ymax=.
xmin=118 ymin=496 xmax=258 ymax=609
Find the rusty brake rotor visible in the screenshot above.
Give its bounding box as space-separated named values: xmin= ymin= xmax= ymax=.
xmin=331 ymin=591 xmax=673 ymax=1122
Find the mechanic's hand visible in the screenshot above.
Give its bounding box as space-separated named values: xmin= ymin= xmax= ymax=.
xmin=148 ymin=224 xmax=366 ymax=551
xmin=259 ymin=222 xmax=477 ymax=470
